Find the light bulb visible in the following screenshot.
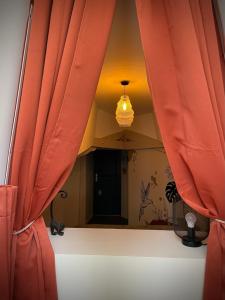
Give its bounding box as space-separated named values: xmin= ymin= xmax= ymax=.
xmin=122 ymin=102 xmax=127 ymax=111
xmin=185 ymin=212 xmax=197 ymax=228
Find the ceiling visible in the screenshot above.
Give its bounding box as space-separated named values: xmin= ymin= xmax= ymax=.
xmin=95 ymin=0 xmax=152 ymax=115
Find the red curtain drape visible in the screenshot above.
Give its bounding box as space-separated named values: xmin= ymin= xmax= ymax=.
xmin=136 ymin=0 xmax=225 ymax=299
xmin=0 ymin=186 xmax=17 ymax=300
xmin=8 ymin=0 xmax=116 ymax=299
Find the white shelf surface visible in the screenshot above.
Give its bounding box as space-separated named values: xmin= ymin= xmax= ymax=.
xmin=50 ymin=228 xmax=206 ymax=300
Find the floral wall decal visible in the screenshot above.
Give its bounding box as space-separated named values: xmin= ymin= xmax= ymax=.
xmin=150 ymin=175 xmax=158 ymax=187
xmin=139 ymin=181 xmax=153 ymax=221
xmin=139 ymin=179 xmax=168 ymax=225
xmin=128 ymin=149 xmax=171 ymax=227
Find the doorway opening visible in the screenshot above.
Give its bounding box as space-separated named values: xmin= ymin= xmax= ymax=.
xmin=89 ymin=149 xmax=128 ymax=225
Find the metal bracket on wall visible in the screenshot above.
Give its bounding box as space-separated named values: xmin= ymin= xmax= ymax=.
xmin=50 ymin=190 xmax=68 ymax=236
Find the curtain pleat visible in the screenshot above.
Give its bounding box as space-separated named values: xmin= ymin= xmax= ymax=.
xmin=0 ymin=186 xmax=17 ymax=300
xmin=9 ymin=1 xmax=116 ymax=299
xmin=136 ymin=0 xmax=225 ymax=299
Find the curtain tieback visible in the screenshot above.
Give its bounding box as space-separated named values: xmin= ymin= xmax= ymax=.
xmin=13 ymin=220 xmax=35 ymax=235
xmin=212 ymin=218 xmax=225 ymax=225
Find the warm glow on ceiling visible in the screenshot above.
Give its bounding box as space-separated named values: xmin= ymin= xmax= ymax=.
xmin=95 ymin=0 xmax=152 ymax=115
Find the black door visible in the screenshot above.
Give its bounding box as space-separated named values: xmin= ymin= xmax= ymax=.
xmin=93 ymin=150 xmax=121 ymax=216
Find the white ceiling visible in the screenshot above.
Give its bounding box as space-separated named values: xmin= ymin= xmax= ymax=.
xmin=95 ymin=0 xmax=152 ymax=115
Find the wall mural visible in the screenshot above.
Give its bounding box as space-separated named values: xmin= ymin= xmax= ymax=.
xmin=139 ymin=177 xmax=168 ymax=225
xmin=128 ymin=149 xmax=172 ymax=226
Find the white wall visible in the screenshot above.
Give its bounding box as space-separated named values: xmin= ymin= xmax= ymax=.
xmin=56 ymin=254 xmax=205 ymax=300
xmin=94 ymin=107 xmax=123 ymax=138
xmin=131 ymin=112 xmax=158 ymax=139
xmin=94 ymin=107 xmax=159 ymax=140
xmin=51 ymin=228 xmax=206 ymax=300
xmin=0 ymin=0 xmax=30 ymax=183
xmin=79 ymin=103 xmax=97 ymax=155
xmin=152 ymin=111 xmax=162 ymax=141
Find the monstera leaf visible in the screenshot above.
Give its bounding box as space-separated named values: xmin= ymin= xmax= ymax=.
xmin=165 ymin=181 xmax=181 ymax=203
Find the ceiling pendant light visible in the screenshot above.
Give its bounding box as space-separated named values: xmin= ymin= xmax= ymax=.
xmin=116 ymin=80 xmax=134 ymax=127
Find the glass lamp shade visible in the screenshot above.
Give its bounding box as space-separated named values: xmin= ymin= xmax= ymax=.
xmin=116 ymin=95 xmax=134 ymax=127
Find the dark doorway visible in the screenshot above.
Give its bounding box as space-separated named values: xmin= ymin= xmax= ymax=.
xmin=89 ymin=150 xmax=128 ymax=225
xmin=94 ymin=149 xmax=121 ymax=215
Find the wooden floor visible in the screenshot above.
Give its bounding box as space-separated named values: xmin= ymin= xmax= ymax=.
xmin=81 ymin=216 xmax=173 ymax=230
xmin=88 ymin=215 xmax=128 ymax=225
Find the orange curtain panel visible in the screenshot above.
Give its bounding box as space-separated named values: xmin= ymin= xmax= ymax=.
xmin=0 ymin=186 xmax=17 ymax=300
xmin=8 ymin=0 xmax=116 ymax=299
xmin=136 ymin=0 xmax=225 ymax=299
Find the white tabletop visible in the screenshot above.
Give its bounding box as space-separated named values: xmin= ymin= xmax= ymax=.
xmin=50 ymin=228 xmax=206 ymax=259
